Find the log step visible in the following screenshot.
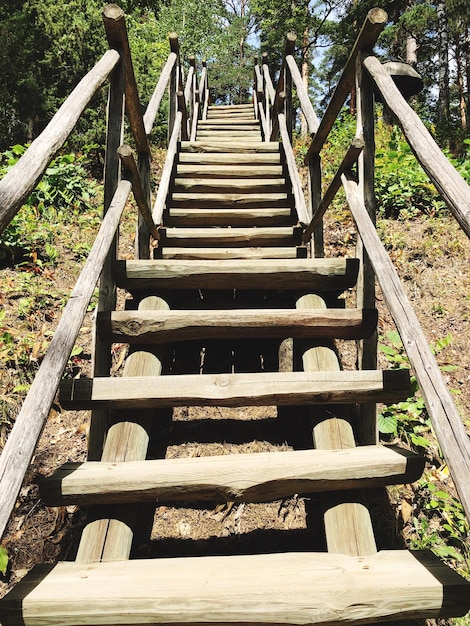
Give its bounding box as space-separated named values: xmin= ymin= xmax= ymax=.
xmin=40 ymin=445 xmax=423 ymax=506
xmin=168 ymin=192 xmax=293 ymax=209
xmin=176 ymin=164 xmax=284 ymax=177
xmin=97 ymin=307 xmax=378 ymax=343
xmin=159 ymin=246 xmax=307 ymax=260
xmin=2 ymin=551 xmax=469 ymax=626
xmin=113 ymin=258 xmax=360 ymax=291
xmin=59 ymin=369 xmax=410 ymax=410
xmin=158 ymin=226 xmax=301 ymax=247
xmin=181 ymin=141 xmax=280 ymax=153
xmin=178 ymin=152 xmax=281 ymax=164
xmin=198 ymin=119 xmax=260 ymax=127
xmin=164 ymin=207 xmax=294 ymax=227
xmin=173 ymin=178 xmax=287 ymax=193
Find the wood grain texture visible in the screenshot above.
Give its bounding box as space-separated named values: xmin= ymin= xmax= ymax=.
xmin=59 ymin=369 xmax=410 ymax=410
xmin=113 ymin=257 xmax=360 ymax=291
xmin=2 ymin=551 xmax=469 ymax=626
xmin=97 ymin=307 xmax=378 ymax=343
xmin=158 ymin=226 xmax=301 ymax=247
xmin=160 ymin=246 xmax=306 ymax=260
xmin=41 ymin=445 xmax=423 ymax=506
xmin=164 ymin=207 xmax=294 ymax=227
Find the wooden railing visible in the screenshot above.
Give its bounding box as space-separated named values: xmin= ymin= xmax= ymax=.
xmin=275 ymin=8 xmax=470 ymax=518
xmin=0 ymin=4 xmax=204 ymax=539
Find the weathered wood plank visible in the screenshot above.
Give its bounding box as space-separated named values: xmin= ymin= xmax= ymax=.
xmin=59 ymin=369 xmax=410 ymax=410
xmin=143 ymin=52 xmax=177 ymax=134
xmin=164 ymin=207 xmax=294 ymax=227
xmin=176 ymin=164 xmax=283 ymax=177
xmin=278 ymin=113 xmax=309 ymax=224
xmin=181 ymin=141 xmax=280 ymax=153
xmin=2 ymin=551 xmax=468 ymax=626
xmin=173 ymin=178 xmax=286 ymax=193
xmin=113 ymin=257 xmax=360 ymax=291
xmin=97 ymin=307 xmax=377 ymax=343
xmin=178 ymin=152 xmax=281 ymax=164
xmin=159 ymin=226 xmax=300 ymax=247
xmin=152 ymin=111 xmax=182 ymax=225
xmin=160 ymin=247 xmax=307 ymax=260
xmin=41 ymin=445 xmax=423 ymax=506
xmin=168 ymin=192 xmax=293 ymax=209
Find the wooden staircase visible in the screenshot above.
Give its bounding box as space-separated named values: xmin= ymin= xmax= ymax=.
xmin=1 ymin=104 xmax=469 ymax=626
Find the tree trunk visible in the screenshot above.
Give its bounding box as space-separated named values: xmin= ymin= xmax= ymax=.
xmin=437 ymin=1 xmax=450 ymax=133
xmin=455 ymin=32 xmax=467 ymax=132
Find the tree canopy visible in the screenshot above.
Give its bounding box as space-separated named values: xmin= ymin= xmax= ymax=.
xmin=1 ymin=0 xmax=470 ymax=152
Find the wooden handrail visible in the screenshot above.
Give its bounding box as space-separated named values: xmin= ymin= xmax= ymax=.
xmin=0 ymin=179 xmax=131 ymax=541
xmin=342 ymin=172 xmax=470 ymax=519
xmin=364 ymin=54 xmax=470 ymax=239
xmin=285 ymin=55 xmax=319 ymax=135
xmin=304 ymin=8 xmax=387 ymax=164
xmin=152 ymin=111 xmax=183 ymax=224
xmin=143 ymin=52 xmax=177 ymax=135
xmin=0 ymin=49 xmax=120 ymax=234
xmin=278 ymin=111 xmax=309 ymax=225
xmin=103 ymin=4 xmax=150 ymax=157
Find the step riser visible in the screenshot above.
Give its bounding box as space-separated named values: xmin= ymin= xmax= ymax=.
xmin=159 ymin=247 xmax=307 ymax=260
xmin=176 ymin=165 xmax=284 ymax=178
xmin=172 ymin=179 xmax=287 ymax=194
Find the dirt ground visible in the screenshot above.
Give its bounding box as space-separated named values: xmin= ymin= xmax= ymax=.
xmin=0 ymin=195 xmax=469 ymax=626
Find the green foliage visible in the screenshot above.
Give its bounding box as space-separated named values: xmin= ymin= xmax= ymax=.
xmin=0 ymin=545 xmax=7 ymax=576
xmin=0 ymin=146 xmax=97 ymax=264
xmin=378 ymin=330 xmax=456 ymax=449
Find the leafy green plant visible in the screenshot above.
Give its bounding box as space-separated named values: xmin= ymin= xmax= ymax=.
xmin=0 ymin=545 xmax=8 ymax=576
xmin=378 ymin=330 xmax=456 ymax=450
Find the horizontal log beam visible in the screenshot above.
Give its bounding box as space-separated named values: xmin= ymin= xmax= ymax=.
xmin=2 ymin=551 xmax=469 ymax=625
xmin=112 ymin=257 xmax=360 ymax=291
xmin=59 ymin=369 xmax=410 ymax=410
xmin=97 ymin=307 xmax=377 ymax=343
xmin=41 ymin=445 xmax=423 ymax=506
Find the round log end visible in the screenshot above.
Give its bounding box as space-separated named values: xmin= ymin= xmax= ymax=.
xmin=103 ymin=3 xmax=124 ymax=20
xmin=367 ymin=8 xmax=388 ymax=25
xmin=117 ymin=144 xmax=133 ymax=159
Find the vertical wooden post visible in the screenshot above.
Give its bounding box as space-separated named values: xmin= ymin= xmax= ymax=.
xmin=262 ymin=53 xmax=271 ymax=134
xmin=168 ymin=33 xmax=179 ymax=140
xmin=88 ymin=44 xmax=125 ymax=461
xmin=355 ymin=51 xmax=378 ymax=444
xmin=308 ymin=155 xmax=324 ymax=258
xmin=285 ymin=33 xmax=296 ymax=141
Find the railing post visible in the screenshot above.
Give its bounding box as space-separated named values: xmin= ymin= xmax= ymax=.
xmin=262 ymin=53 xmax=271 ymax=135
xmin=285 ymin=33 xmax=296 ymax=141
xmin=169 ymin=33 xmax=179 ymax=140
xmin=88 ymin=9 xmax=126 ymax=460
xmin=355 ymin=50 xmax=378 ymax=444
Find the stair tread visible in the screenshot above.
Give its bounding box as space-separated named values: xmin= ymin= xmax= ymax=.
xmin=40 ymin=445 xmax=423 ymax=506
xmin=176 ymin=164 xmax=284 ymax=177
xmin=173 ymin=178 xmax=286 ymax=192
xmin=181 ymin=141 xmax=279 ymax=153
xmin=164 ymin=207 xmax=294 ymax=227
xmin=178 ymin=152 xmax=281 ymax=164
xmin=159 ymin=226 xmax=301 ymax=247
xmin=97 ymin=307 xmax=378 ymax=343
xmin=160 ymin=247 xmax=306 ymax=259
xmin=59 ymin=369 xmax=410 ymax=409
xmin=113 ymin=257 xmax=360 ymax=290
xmin=2 ymin=551 xmax=468 ymax=626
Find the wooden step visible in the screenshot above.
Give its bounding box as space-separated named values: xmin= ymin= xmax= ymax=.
xmin=176 ymin=164 xmax=284 ymax=178
xmin=40 ymin=445 xmax=423 ymax=506
xmin=59 ymin=369 xmax=410 ymax=410
xmin=164 ymin=207 xmax=294 ymax=227
xmin=113 ymin=258 xmax=360 ymax=291
xmin=178 ymin=152 xmax=281 ymax=164
xmin=198 ymin=119 xmax=260 ymax=127
xmin=168 ymin=192 xmax=293 ymax=209
xmin=2 ymin=551 xmax=469 ymax=626
xmin=196 ymin=134 xmax=263 ymax=142
xmin=159 ymin=247 xmax=307 ymax=260
xmin=173 ymin=178 xmax=287 ymax=193
xmin=181 ymin=141 xmax=279 ymax=153
xmin=158 ymin=226 xmax=301 ymax=247
xmin=97 ymin=307 xmax=378 ymax=343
